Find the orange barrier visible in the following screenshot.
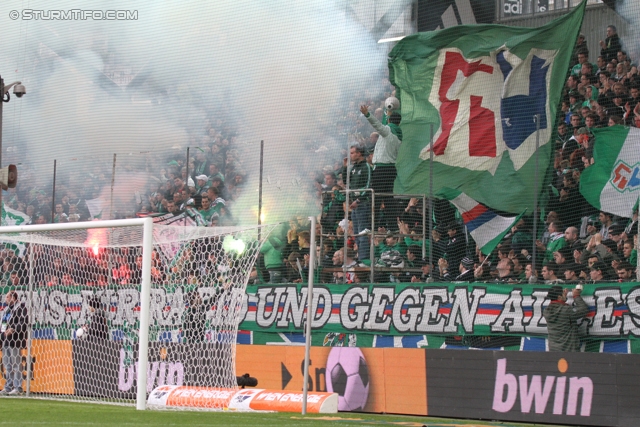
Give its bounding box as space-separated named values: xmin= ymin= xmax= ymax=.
xmin=236 ymin=345 xmax=427 ymax=415
xmin=0 ymin=340 xmax=74 ymax=395
xmin=147 ymin=385 xmax=338 ymax=413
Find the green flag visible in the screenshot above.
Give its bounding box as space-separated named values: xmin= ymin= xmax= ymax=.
xmin=580 ymin=126 xmax=640 ymax=218
xmin=388 ymin=1 xmax=586 ymax=214
xmin=1 ymin=202 xmax=29 ymax=257
xmin=439 ymin=188 xmax=526 ymax=255
xmin=1 ymin=203 xmax=30 ymax=226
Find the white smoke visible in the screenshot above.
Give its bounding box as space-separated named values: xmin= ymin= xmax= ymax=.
xmin=0 ymin=0 xmax=392 ymax=224
xmin=616 ymin=0 xmax=640 ymax=62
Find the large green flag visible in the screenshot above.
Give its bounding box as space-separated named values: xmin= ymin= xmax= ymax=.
xmin=388 ymin=1 xmax=586 ymax=214
xmin=580 ymin=126 xmax=640 ymax=218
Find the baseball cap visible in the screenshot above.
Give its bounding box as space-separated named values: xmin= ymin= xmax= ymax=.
xmin=547 ymin=286 xmax=564 ymax=301
xmin=608 ymin=223 xmax=626 ymax=236
xmin=461 ymin=257 xmax=474 ymax=269
xmin=562 ymin=262 xmax=580 ymax=274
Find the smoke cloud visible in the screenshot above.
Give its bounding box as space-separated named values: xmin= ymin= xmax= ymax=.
xmin=616 ymin=1 xmax=640 ymax=63
xmin=0 ymin=0 xmax=391 ymax=224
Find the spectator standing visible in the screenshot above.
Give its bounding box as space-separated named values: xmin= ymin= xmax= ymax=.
xmin=85 ymin=296 xmax=109 ymax=341
xmin=600 ymin=25 xmax=622 ymax=63
xmin=569 ymin=34 xmax=588 ymax=69
xmin=359 ymin=104 xmax=401 ymax=229
xmin=1 ymin=291 xmax=28 ymax=394
xmin=342 ymin=144 xmax=373 ymax=262
xmin=260 ymin=229 xmax=286 ymax=284
xmin=543 ymin=286 xmax=588 ymax=352
xmin=444 ymin=222 xmax=466 ymax=271
xmin=182 ymin=291 xmax=209 ymax=344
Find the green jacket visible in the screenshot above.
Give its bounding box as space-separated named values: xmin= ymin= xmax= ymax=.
xmin=341 ymin=160 xmax=372 ymax=202
xmin=375 ymin=241 xmax=408 ymax=259
xmin=544 ymin=234 xmax=566 ymax=265
xmin=260 ymin=236 xmax=285 ymax=270
xmin=543 ymin=296 xmax=589 ymax=352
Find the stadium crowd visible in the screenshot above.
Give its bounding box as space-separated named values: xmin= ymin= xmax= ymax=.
xmin=0 ymin=24 xmax=638 ymax=288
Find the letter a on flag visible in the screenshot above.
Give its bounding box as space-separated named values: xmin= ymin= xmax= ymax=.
xmin=389 ymin=1 xmax=586 ymax=213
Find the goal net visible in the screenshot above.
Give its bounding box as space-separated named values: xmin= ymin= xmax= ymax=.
xmin=0 ymin=218 xmax=277 ymax=409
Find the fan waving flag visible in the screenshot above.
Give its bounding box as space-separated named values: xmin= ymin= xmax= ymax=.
xmin=580 ymin=126 xmax=640 ymax=218
xmin=440 ymin=189 xmax=525 ymax=255
xmin=389 ymin=1 xmax=586 ymax=214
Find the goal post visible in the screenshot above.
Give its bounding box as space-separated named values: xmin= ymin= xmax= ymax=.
xmin=0 ymin=218 xmax=277 ymax=410
xmin=138 ymin=217 xmax=153 ymax=410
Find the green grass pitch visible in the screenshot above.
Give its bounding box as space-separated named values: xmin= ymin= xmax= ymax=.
xmin=0 ymin=398 xmax=566 ymax=427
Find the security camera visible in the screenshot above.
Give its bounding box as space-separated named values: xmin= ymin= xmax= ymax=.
xmin=13 ymin=84 xmax=26 ymax=98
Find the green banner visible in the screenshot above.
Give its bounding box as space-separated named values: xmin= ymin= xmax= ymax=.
xmin=242 ymin=282 xmax=640 ymax=339
xmin=5 ymin=282 xmax=640 ymax=344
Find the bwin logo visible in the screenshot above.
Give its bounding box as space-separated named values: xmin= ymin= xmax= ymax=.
xmin=492 ymin=358 xmax=592 ymax=416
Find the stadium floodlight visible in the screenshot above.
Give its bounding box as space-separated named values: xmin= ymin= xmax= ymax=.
xmin=0 ymin=218 xmax=277 ymax=410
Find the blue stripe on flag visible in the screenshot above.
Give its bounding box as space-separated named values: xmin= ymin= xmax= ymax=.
xmin=465 ymin=209 xmax=498 ymax=233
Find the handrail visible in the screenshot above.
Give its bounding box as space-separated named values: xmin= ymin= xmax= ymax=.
xmin=320 ymin=189 xmax=431 ymax=284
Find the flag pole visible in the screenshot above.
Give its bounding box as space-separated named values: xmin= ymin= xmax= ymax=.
xmin=258 ymin=140 xmax=263 ymax=241
xmin=532 ymin=114 xmax=540 ymax=272
xmin=343 ymin=139 xmax=350 ymax=284
xmin=302 ymin=215 xmax=317 ymax=415
xmin=428 ymin=123 xmax=434 ymax=282
xmin=50 ymin=159 xmax=57 ymax=223
xmin=110 ymin=153 xmax=117 ymax=220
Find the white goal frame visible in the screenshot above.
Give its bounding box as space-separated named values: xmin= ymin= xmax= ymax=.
xmin=0 ymin=218 xmax=154 ymax=410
